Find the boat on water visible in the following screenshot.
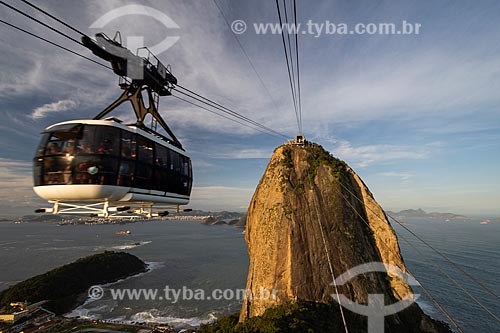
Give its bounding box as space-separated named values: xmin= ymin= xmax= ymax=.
xmin=480 ymin=220 xmax=490 ymax=225
xmin=116 ymin=230 xmax=131 ymax=235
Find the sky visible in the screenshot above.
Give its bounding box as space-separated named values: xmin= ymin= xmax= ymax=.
xmin=0 ymin=0 xmax=500 ymax=216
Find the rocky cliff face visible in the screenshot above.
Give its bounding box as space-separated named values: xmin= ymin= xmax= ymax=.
xmin=239 ymin=143 xmax=447 ymax=332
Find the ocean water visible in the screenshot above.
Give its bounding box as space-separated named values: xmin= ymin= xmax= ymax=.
xmin=0 ymin=218 xmax=498 ymax=332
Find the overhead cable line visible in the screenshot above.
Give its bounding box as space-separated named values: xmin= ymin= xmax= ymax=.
xmin=174 ymin=85 xmax=290 ymax=138
xmin=310 ymin=191 xmax=349 ymax=333
xmin=212 ymin=0 xmax=283 ymax=118
xmin=396 ymin=227 xmax=500 ymax=324
xmin=334 ymin=187 xmax=464 ymax=333
xmin=275 ymin=0 xmax=300 ymax=133
xmin=293 ymin=0 xmax=302 ymax=132
xmin=0 ymin=0 xmax=83 ymax=45
xmin=0 ymin=7 xmax=289 ymax=140
xmin=337 ymin=179 xmax=500 ymax=302
xmin=172 ymin=89 xmax=287 ymax=138
xmin=281 ymin=0 xmax=299 ymax=128
xmin=18 ymin=0 xmax=88 ymax=36
xmin=388 ymin=210 xmax=500 ymax=301
xmin=339 ymin=180 xmax=499 ymax=302
xmin=171 ymin=94 xmax=278 ymax=137
xmin=0 ymin=19 xmax=110 ymax=69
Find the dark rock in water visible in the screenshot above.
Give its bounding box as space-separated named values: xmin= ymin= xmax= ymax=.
xmin=238 ymin=143 xmax=450 ymax=332
xmin=200 ymin=217 xmax=226 ymax=225
xmin=227 ymin=219 xmax=240 ymax=225
xmin=0 ymin=251 xmax=146 ymax=315
xmin=234 ymin=214 xmax=247 ymax=228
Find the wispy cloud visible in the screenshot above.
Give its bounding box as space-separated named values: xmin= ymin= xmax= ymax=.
xmin=0 ymin=61 xmax=43 ymax=98
xmin=378 ymin=172 xmax=414 ymax=182
xmin=0 ymin=158 xmax=34 ymax=200
xmin=331 ymin=140 xmax=441 ymax=167
xmin=31 ymin=99 xmax=78 ymax=120
xmin=303 ymin=48 xmax=500 ymax=131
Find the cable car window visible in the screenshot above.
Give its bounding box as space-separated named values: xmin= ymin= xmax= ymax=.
xmin=117 ymin=159 xmax=135 ymax=187
xmin=36 ymin=133 xmax=50 ymax=157
xmin=42 ymin=156 xmax=73 ymax=185
xmin=100 ymin=155 xmax=119 ymax=185
xmin=77 ymin=126 xmax=96 ymax=153
xmin=118 ymin=129 xmax=136 ymax=187
xmin=133 ymin=136 xmax=153 ymax=189
xmin=33 ymin=159 xmax=43 ymax=186
xmin=120 ymin=131 xmax=136 ymax=159
xmin=43 ymin=124 xmax=82 ymax=156
xmin=154 ymin=143 xmax=170 ymax=191
xmin=182 ymin=156 xmax=190 ymax=176
xmin=95 ymin=126 xmax=120 ymax=155
xmin=170 ymin=151 xmax=180 ymax=173
xmin=73 ymin=155 xmax=118 ymax=185
xmin=134 ymin=163 xmax=152 ymax=189
xmin=137 ymin=136 xmax=153 ymax=163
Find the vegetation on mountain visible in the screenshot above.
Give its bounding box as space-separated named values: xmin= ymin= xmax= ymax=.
xmin=0 ymin=251 xmax=146 ymax=314
xmin=199 ymin=301 xmax=451 ymax=333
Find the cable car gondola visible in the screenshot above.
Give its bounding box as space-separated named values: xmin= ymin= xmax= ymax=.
xmin=33 ymin=32 xmax=192 ymax=218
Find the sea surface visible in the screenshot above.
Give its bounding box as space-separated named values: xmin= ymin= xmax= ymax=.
xmin=0 ymin=218 xmax=498 ymax=332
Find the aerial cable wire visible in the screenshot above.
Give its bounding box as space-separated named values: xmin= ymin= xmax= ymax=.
xmin=281 ymin=0 xmax=299 ymax=128
xmin=173 ymin=89 xmax=288 ymax=138
xmin=293 ymin=0 xmax=302 ymax=133
xmin=18 ymin=0 xmax=88 ymax=37
xmin=0 ymin=19 xmax=109 ymax=69
xmin=396 ymin=227 xmax=500 ymax=323
xmin=1 ymin=1 xmax=291 ymax=139
xmin=310 ymin=191 xmax=349 ymax=333
xmin=212 ymin=0 xmax=284 ymax=122
xmin=275 ymin=0 xmax=300 ymax=133
xmin=335 ymin=187 xmax=465 ymax=333
xmin=174 ymin=85 xmax=290 ymax=138
xmin=336 ymin=180 xmax=500 ymax=302
xmin=171 ymin=94 xmax=280 ymax=137
xmin=0 ymin=0 xmax=84 ymax=46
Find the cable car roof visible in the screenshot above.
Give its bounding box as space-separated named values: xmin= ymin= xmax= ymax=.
xmin=44 ymin=119 xmax=189 ymax=157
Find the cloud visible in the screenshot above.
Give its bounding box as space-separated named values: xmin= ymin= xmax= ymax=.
xmin=330 ymin=140 xmax=439 ymax=167
xmin=378 ymin=172 xmax=414 ymax=182
xmin=0 ymin=61 xmax=43 ymax=97
xmin=0 ymin=158 xmax=35 ymax=201
xmin=31 ymin=99 xmax=78 ymax=120
xmin=302 ymin=48 xmax=500 ymax=132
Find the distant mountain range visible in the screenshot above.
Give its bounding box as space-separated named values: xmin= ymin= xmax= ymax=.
xmin=386 ymin=208 xmax=467 ymax=219
xmin=13 ymin=209 xmax=499 ymax=224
